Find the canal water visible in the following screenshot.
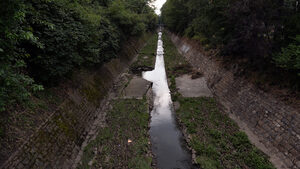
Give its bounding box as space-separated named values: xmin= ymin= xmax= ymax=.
xmin=143 ymin=32 xmax=193 ymax=169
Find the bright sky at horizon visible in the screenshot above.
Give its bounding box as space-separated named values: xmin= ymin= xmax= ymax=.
xmin=151 ymin=0 xmax=167 ymax=15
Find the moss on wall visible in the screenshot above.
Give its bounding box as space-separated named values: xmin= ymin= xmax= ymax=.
xmin=1 ymin=34 xmax=149 ymax=168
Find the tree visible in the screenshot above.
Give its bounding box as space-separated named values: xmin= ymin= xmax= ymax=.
xmin=0 ymin=0 xmax=158 ymax=112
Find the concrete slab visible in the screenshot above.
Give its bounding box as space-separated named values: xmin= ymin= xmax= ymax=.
xmin=123 ymin=76 xmax=151 ymax=99
xmin=175 ymin=74 xmax=212 ymax=97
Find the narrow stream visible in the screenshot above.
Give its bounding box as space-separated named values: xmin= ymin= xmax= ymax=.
xmin=143 ymin=32 xmax=193 ymax=169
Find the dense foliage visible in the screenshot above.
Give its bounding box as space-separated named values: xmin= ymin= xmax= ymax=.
xmin=0 ymin=0 xmax=157 ymax=112
xmin=161 ymin=0 xmax=300 ymax=88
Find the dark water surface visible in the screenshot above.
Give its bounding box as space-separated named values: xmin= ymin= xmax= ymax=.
xmin=143 ymin=32 xmax=193 ymax=169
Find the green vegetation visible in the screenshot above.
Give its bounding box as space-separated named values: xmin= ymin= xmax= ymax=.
xmin=161 ymin=30 xmax=274 ymax=168
xmin=0 ymin=0 xmax=157 ymax=112
xmin=161 ymin=32 xmax=193 ymax=100
xmin=78 ymin=99 xmax=151 ymax=169
xmin=176 ymin=97 xmax=275 ymax=169
xmin=273 ymin=35 xmax=300 ymax=75
xmin=162 ymin=32 xmax=193 ymax=77
xmin=78 ymin=36 xmax=157 ymax=168
xmin=131 ymin=31 xmax=192 ymax=77
xmin=0 ymin=32 xmax=154 ymax=163
xmin=161 ymin=0 xmax=300 ymax=90
xmin=131 ymin=33 xmax=158 ymax=68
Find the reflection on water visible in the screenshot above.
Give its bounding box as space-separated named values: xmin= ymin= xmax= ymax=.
xmin=143 ymin=32 xmax=192 ymax=169
xmin=143 ymin=32 xmax=170 ymax=108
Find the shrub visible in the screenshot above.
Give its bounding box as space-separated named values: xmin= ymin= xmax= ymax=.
xmin=0 ymin=0 xmax=157 ymax=111
xmin=161 ymin=0 xmax=300 ymax=88
xmin=273 ymin=35 xmax=300 ymax=75
xmin=0 ymin=0 xmax=43 ymax=111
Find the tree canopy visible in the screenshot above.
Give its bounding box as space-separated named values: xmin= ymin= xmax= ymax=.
xmin=161 ymin=0 xmax=300 ymax=88
xmin=0 ymin=0 xmax=157 ymax=112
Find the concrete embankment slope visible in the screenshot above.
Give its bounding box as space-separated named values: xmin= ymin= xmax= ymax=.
xmin=1 ymin=36 xmax=149 ymax=169
xmin=169 ymin=33 xmax=300 ymax=169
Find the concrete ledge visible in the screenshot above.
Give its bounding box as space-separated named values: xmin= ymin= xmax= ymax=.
xmin=176 ymin=74 xmax=212 ymax=97
xmin=123 ymin=76 xmax=152 ymax=99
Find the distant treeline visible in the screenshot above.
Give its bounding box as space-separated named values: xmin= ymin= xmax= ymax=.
xmin=0 ymin=0 xmax=157 ymax=112
xmin=161 ymin=0 xmax=299 ymax=89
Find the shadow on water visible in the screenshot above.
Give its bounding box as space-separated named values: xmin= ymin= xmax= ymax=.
xmin=143 ymin=32 xmax=194 ymax=169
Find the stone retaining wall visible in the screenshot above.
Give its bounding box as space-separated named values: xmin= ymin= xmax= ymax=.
xmin=1 ymin=37 xmax=147 ymax=169
xmin=169 ymin=33 xmax=300 ymax=169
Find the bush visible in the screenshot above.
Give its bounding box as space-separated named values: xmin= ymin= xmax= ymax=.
xmin=24 ymin=0 xmax=86 ymax=83
xmin=273 ymin=35 xmax=300 ymax=75
xmin=107 ymin=0 xmax=150 ymax=36
xmin=0 ymin=0 xmax=43 ymax=111
xmin=0 ymin=0 xmax=157 ymax=112
xmin=161 ymin=0 xmax=300 ymax=88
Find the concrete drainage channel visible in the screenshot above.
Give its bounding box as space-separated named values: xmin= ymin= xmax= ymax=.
xmin=3 ymin=31 xmax=279 ymax=168
xmin=75 ymin=31 xmax=278 ymax=169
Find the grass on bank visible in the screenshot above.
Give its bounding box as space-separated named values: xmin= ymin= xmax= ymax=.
xmin=162 ymin=32 xmax=192 ymax=78
xmin=78 ymin=99 xmax=151 ymax=169
xmin=176 ymin=97 xmax=275 ymax=169
xmin=161 ymin=31 xmax=193 ymax=99
xmin=131 ymin=31 xmax=192 ymax=76
xmin=162 ymin=32 xmax=275 ymax=169
xmin=131 ymin=33 xmax=158 ymax=68
xmin=77 ymin=34 xmax=159 ymax=168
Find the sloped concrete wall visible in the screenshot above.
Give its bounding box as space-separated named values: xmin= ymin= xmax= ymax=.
xmin=1 ymin=37 xmax=147 ymax=169
xmin=170 ymin=33 xmax=300 ymax=169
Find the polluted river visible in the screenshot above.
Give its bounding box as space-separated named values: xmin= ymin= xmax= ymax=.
xmin=143 ymin=32 xmax=193 ymax=169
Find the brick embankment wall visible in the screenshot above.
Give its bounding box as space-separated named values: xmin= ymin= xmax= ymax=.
xmin=1 ymin=37 xmax=147 ymax=169
xmin=169 ymin=33 xmax=300 ymax=169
